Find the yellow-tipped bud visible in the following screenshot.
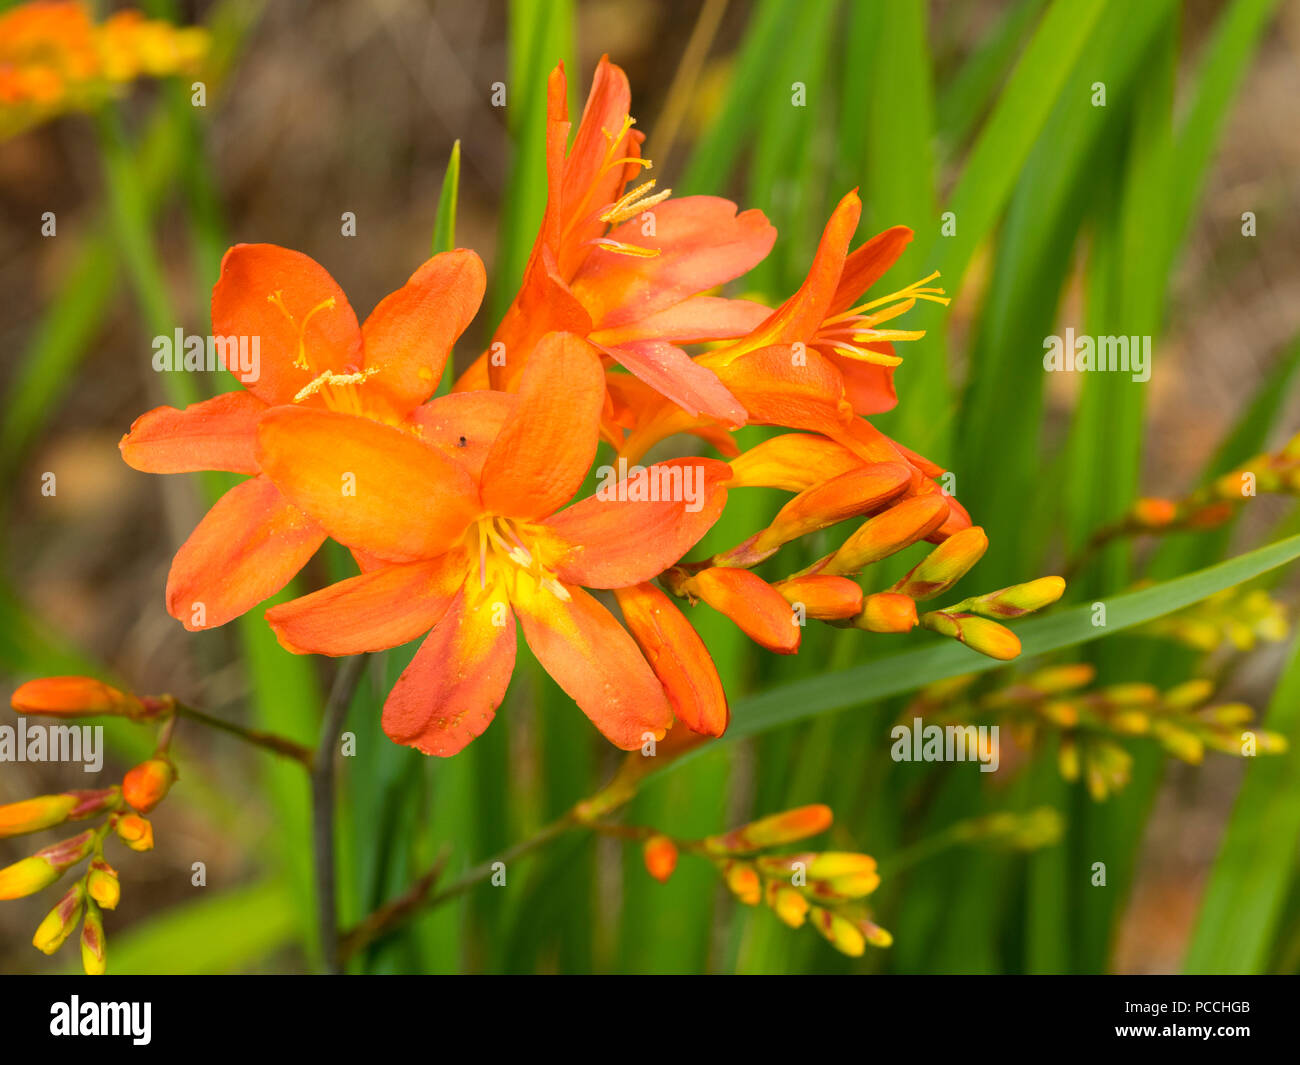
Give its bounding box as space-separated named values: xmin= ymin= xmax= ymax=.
xmin=723 ymin=861 xmax=762 ymax=906
xmin=113 ymin=814 xmax=154 ymax=852
xmin=921 ymin=611 xmax=1022 ymax=660
xmin=87 ymin=859 xmax=120 ymax=910
xmin=857 ymin=917 xmax=893 ymax=948
xmin=818 ymin=496 xmax=950 ymax=576
xmin=890 ymin=526 xmax=989 ymax=600
xmin=765 ymin=882 xmax=809 ymax=928
xmin=950 ymin=576 xmax=1066 ymax=619
xmin=753 ymin=463 xmax=912 ymax=554
xmin=80 ymin=901 xmax=106 ymax=976
xmin=0 ymin=831 xmax=95 ymax=900
xmin=811 ymin=906 xmax=866 ymax=957
xmin=122 ymin=758 xmax=176 ymax=813
xmin=33 ymin=883 xmax=85 ymax=955
xmin=0 ymin=788 xmax=120 ymax=838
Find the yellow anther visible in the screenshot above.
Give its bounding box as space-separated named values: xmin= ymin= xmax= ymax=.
xmin=591 ymin=238 xmax=661 ymax=259
xmin=292 ymin=366 xmax=378 ymax=403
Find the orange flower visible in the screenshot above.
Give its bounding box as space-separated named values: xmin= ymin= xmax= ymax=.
xmin=457 ymin=57 xmax=776 ymax=423
xmin=255 ymin=332 xmax=732 ymax=756
xmin=120 ymin=246 xmax=485 ymax=630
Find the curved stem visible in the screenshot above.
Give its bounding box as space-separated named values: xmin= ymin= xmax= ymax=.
xmin=173 ymin=702 xmax=313 ymax=765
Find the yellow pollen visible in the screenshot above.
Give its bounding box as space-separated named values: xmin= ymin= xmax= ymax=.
xmin=292 ymin=366 xmax=380 ymax=410
xmin=599 ymin=179 xmax=673 ymax=225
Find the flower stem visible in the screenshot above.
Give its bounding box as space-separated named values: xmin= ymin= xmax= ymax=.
xmin=312 ymin=654 xmax=368 ymax=974
xmin=172 ymin=703 xmax=313 ymax=765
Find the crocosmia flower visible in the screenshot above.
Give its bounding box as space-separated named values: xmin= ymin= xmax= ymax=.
xmin=255 ymin=332 xmax=730 ymax=755
xmin=120 ymin=245 xmax=485 ymax=630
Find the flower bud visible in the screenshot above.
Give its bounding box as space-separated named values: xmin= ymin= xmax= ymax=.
xmin=723 ymin=861 xmax=761 ymax=905
xmin=81 ymin=901 xmax=106 ymax=976
xmin=113 ymin=813 xmax=154 ymax=852
xmin=704 ymin=805 xmax=832 ymax=854
xmin=818 ymin=495 xmax=949 ymax=576
xmin=1130 ymin=498 xmax=1178 ymax=528
xmin=0 ymin=795 xmax=78 ymax=839
xmin=890 ymin=526 xmax=988 ymax=600
xmin=122 ymin=757 xmax=176 ymax=813
xmin=811 ymin=906 xmax=866 ymax=957
xmin=33 ymin=883 xmax=85 ymax=955
xmin=853 ymin=592 xmax=918 ymax=633
xmin=685 ymin=568 xmax=800 ymax=654
xmin=727 ymin=434 xmax=860 ymax=491
xmin=775 ymin=576 xmax=863 ymax=621
xmin=752 ymin=463 xmax=911 ymax=554
xmin=614 ymin=583 xmax=728 ymax=738
xmin=950 ymin=576 xmax=1066 ymax=619
xmin=642 ymin=835 xmax=678 ymax=883
xmin=921 ymin=611 xmax=1021 ymax=660
xmin=0 ymin=830 xmax=94 ymax=900
xmin=765 ymin=882 xmax=809 ymax=928
xmin=11 ymin=676 xmax=147 ymax=719
xmin=87 ymin=858 xmax=120 ymax=910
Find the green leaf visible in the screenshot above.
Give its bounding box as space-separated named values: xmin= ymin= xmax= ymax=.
xmin=432 ymin=139 xmax=461 ymax=255
xmin=1183 ymin=635 xmax=1300 ymax=973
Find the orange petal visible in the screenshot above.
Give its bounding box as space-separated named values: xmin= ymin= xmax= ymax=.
xmin=733 ymin=191 xmax=860 ymax=350
xmin=593 ymin=296 xmax=772 ymax=347
xmin=360 ymin=249 xmax=486 ymax=415
xmin=479 ymin=332 xmax=605 ymax=520
xmin=256 ymin=407 xmax=478 ymax=562
xmin=513 ymin=582 xmax=672 ymax=749
xmin=829 ymin=225 xmax=913 ymax=315
xmin=119 ymin=391 xmax=266 ymax=474
xmin=709 ymin=344 xmax=852 ymax=437
xmin=408 ymin=390 xmax=519 ymax=480
xmin=727 ymin=433 xmax=861 ymax=491
xmin=688 ymin=568 xmax=800 ymax=654
xmin=382 ymin=576 xmax=517 ymax=756
xmin=595 ymin=339 xmax=745 ymax=423
xmin=211 ymin=244 xmax=362 ymax=406
xmin=754 ymin=462 xmax=913 ymax=553
xmin=827 ymin=350 xmax=898 ymax=416
xmin=614 ymin=583 xmax=728 ymax=737
xmin=542 ymin=458 xmax=731 ymax=588
xmin=166 ymin=476 xmax=326 ymax=631
xmin=266 ymin=551 xmax=468 ymax=655
xmin=571 ymin=196 xmax=777 ymax=330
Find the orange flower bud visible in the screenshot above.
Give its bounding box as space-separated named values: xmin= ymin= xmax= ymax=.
xmin=686 ymin=568 xmax=800 ymax=654
xmin=11 ymin=676 xmax=149 ymax=719
xmin=1131 ymin=498 xmax=1178 ymax=528
xmin=0 ymin=830 xmax=95 ymax=900
xmin=87 ymin=858 xmax=120 ymax=910
xmin=122 ymin=757 xmax=176 ymax=813
xmin=81 ymin=901 xmax=106 ymax=976
xmin=705 ymin=804 xmax=833 ymax=854
xmin=113 ymin=813 xmax=154 ymax=852
xmin=891 ymin=526 xmax=988 ymax=600
xmin=776 ymin=576 xmax=863 ymax=620
xmin=643 ymin=835 xmax=679 ymax=883
xmin=727 ymin=434 xmax=860 ymax=491
xmin=614 ymin=583 xmax=729 ymax=738
xmin=752 ymin=463 xmax=911 ymax=554
xmin=921 ymin=611 xmax=1021 ymax=660
xmin=818 ymin=495 xmax=949 ymax=576
xmin=723 ymin=861 xmax=762 ymax=906
xmin=33 ymin=883 xmax=85 ymax=955
xmin=853 ymin=592 xmax=917 ymax=633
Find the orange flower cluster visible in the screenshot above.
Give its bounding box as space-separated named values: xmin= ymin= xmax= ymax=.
xmin=118 ymin=57 xmax=1062 ymax=758
xmin=2 ymin=677 xmax=177 ymax=973
xmin=639 ymin=804 xmax=890 ymax=957
xmin=0 ymin=1 xmax=207 ymax=139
